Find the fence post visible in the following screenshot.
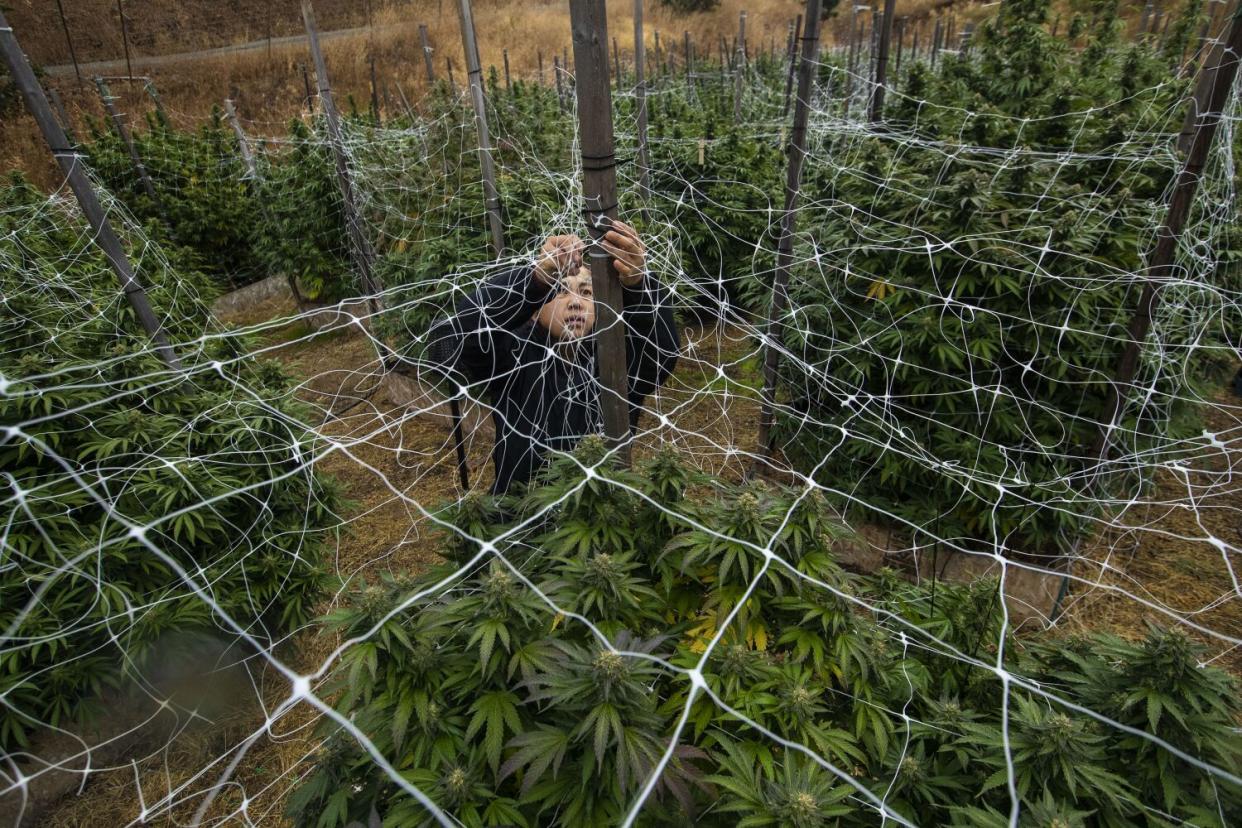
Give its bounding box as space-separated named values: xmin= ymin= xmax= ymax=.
xmin=733 ymin=10 xmax=747 ymax=121
xmin=554 ymin=54 xmax=565 ymax=110
xmin=538 ymin=50 xmax=545 ymax=84
xmin=654 ymin=29 xmax=662 ymax=80
xmin=143 ymin=78 xmax=168 ymax=123
xmin=895 ymin=17 xmax=905 ymax=74
xmin=95 ymin=77 xmax=165 ymax=219
xmin=1140 ymin=1 xmax=1154 ymax=36
xmin=369 ymin=52 xmax=382 ymax=123
xmin=931 ymin=16 xmax=943 ymax=68
xmin=504 ymin=48 xmax=512 ymax=92
xmin=302 ymin=0 xmax=384 ymax=317
xmin=1094 ymin=9 xmax=1242 ymax=463
xmin=569 ymin=0 xmax=632 ymax=459
xmin=301 ymin=63 xmax=314 ymax=109
xmin=115 ymin=0 xmax=134 ymax=82
xmin=614 ymin=36 xmax=622 ymax=89
xmin=419 ymin=24 xmax=436 ymax=83
xmin=456 ymin=0 xmax=506 ymax=258
xmin=757 ymin=0 xmax=822 ymax=457
xmin=54 ymin=0 xmax=82 ymax=86
xmin=870 ymin=0 xmax=897 ymax=121
xmin=1 ymin=11 xmax=178 ymax=368
xmin=634 ymin=0 xmax=651 ymax=207
xmin=784 ymin=13 xmax=802 ymax=115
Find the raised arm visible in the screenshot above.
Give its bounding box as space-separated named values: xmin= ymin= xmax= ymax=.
xmin=427 ymin=235 xmax=581 ymax=384
xmin=600 ymin=219 xmax=681 ymax=428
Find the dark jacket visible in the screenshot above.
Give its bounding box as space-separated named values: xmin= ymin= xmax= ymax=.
xmin=428 ymin=265 xmax=680 ymax=494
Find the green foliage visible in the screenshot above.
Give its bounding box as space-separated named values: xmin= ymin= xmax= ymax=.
xmin=288 ymin=441 xmax=1241 ymax=826
xmin=777 ymin=0 xmax=1231 ymax=554
xmin=0 ymin=175 xmax=340 ymax=750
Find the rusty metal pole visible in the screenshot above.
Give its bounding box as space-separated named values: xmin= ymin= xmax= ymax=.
xmin=570 ymin=0 xmax=632 ymax=458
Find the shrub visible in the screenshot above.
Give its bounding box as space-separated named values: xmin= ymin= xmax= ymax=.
xmin=0 ymin=175 xmax=341 ymax=749
xmin=288 ymin=440 xmax=1241 ymax=826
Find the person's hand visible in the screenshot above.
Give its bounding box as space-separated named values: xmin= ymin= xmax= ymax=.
xmin=533 ymin=234 xmax=584 ymax=287
xmin=600 ymin=219 xmax=646 ymax=288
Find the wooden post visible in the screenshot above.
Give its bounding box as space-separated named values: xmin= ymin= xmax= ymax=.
xmin=301 ymin=63 xmax=314 ymax=110
xmin=654 ymin=30 xmax=662 ymax=80
xmin=1094 ymin=9 xmax=1242 ymax=464
xmin=684 ymin=29 xmax=692 ymax=84
xmin=54 ymin=0 xmax=82 ymax=86
xmin=538 ymin=50 xmax=545 ymax=85
xmin=784 ymin=13 xmax=802 ymax=116
xmin=456 ymin=0 xmax=506 ymax=258
xmin=143 ymin=78 xmax=168 ymax=122
xmin=870 ymin=0 xmax=896 ymax=121
xmin=369 ymin=52 xmax=381 ymax=123
xmin=554 ymin=54 xmax=565 ymax=110
xmin=504 ymin=48 xmax=512 ymax=92
xmin=912 ymin=22 xmax=920 ymax=61
xmin=614 ymin=36 xmax=622 ymax=89
xmin=733 ymin=11 xmax=747 ymax=121
xmin=1140 ymin=1 xmax=1154 ymax=37
xmin=447 ymin=56 xmax=457 ymax=95
xmin=95 ymin=77 xmax=164 ymax=217
xmin=116 ymin=0 xmax=133 ymax=83
xmin=419 ymin=24 xmax=436 ymax=83
xmin=757 ymin=0 xmax=822 ymax=457
xmin=895 ymin=17 xmax=905 ymax=74
xmin=931 ymin=17 xmax=943 ymax=67
xmin=634 ymin=0 xmax=651 ymax=206
xmin=0 ymin=10 xmax=178 ymax=368
xmin=569 ymin=0 xmax=631 ymax=458
xmin=302 ymin=0 xmax=384 ymax=317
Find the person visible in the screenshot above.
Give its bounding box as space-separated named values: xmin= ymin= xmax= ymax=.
xmin=428 ymin=219 xmax=680 ymax=494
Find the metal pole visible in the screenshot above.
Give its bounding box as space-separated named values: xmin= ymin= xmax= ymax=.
xmin=757 ymin=0 xmax=822 ymax=456
xmin=895 ymin=17 xmax=905 ymax=74
xmin=0 ymin=10 xmax=178 ymax=368
xmin=456 ymin=0 xmax=506 ymax=258
xmin=302 ymin=0 xmax=384 ymax=317
xmin=369 ymin=52 xmax=381 ymax=123
xmin=504 ymin=48 xmax=512 ymax=92
xmin=569 ymin=0 xmax=631 ymax=458
xmin=554 ymin=54 xmax=565 ymax=110
xmin=54 ymin=0 xmax=81 ymax=86
xmin=634 ymin=0 xmax=651 ymax=206
xmin=224 ymin=98 xmax=257 ymax=178
xmin=870 ymin=0 xmax=897 ymax=121
xmin=447 ymin=56 xmax=457 ymax=96
xmin=116 ymin=0 xmax=133 ymax=83
xmin=419 ymin=24 xmax=436 ymax=83
xmin=614 ymin=36 xmax=622 ymax=89
xmin=1094 ymin=9 xmax=1242 ymax=463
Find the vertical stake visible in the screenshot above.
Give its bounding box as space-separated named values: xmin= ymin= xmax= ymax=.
xmin=95 ymin=77 xmax=165 ymax=218
xmin=757 ymin=0 xmax=822 ymax=457
xmin=634 ymin=0 xmax=651 ymax=208
xmin=1094 ymin=9 xmax=1242 ymax=464
xmin=870 ymin=0 xmax=896 ymax=121
xmin=302 ymin=0 xmax=384 ymax=317
xmin=224 ymin=98 xmax=257 ymax=179
xmin=447 ymin=56 xmax=457 ymax=95
xmin=504 ymin=48 xmax=512 ymax=92
xmin=733 ymin=11 xmax=748 ymax=121
xmin=143 ymin=78 xmax=167 ymax=123
xmin=456 ymin=0 xmax=506 ymax=258
xmin=116 ymin=0 xmax=133 ymax=83
xmin=301 ymin=63 xmax=314 ymax=110
xmin=784 ymin=14 xmax=802 ymax=116
xmin=369 ymin=52 xmax=382 ymax=123
xmin=614 ymin=36 xmax=622 ymax=89
xmin=419 ymin=24 xmax=436 ymax=83
xmin=0 ymin=10 xmax=178 ymax=368
xmin=555 ymin=54 xmax=565 ymax=110
xmin=54 ymin=0 xmax=82 ymax=86
xmin=569 ymin=0 xmax=632 ymax=460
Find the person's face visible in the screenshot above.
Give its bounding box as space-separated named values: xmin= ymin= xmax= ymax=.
xmin=536 ymin=267 xmax=596 ymax=341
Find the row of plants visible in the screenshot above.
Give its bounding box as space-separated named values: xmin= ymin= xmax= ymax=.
xmin=775 ymin=0 xmax=1239 ymax=554
xmin=0 ymin=174 xmax=342 ymax=750
xmin=69 ymin=0 xmax=1233 ymax=559
xmin=288 ymin=438 xmax=1242 ymax=826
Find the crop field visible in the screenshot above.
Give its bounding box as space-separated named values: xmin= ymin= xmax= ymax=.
xmin=1 ymin=0 xmax=1241 ymax=825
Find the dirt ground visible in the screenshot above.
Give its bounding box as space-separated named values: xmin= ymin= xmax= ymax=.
xmin=35 ymin=290 xmax=1242 ymax=825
